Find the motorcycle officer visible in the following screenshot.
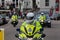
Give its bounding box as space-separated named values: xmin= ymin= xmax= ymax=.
xmin=20 ymin=12 xmax=44 ymax=34
xmin=38 ymin=12 xmax=46 ymax=27
xmin=11 ymin=12 xmax=18 ymax=27
xmin=15 ymin=12 xmax=46 ymax=40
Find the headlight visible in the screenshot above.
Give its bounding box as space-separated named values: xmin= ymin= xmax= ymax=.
xmin=40 ymin=20 xmax=44 ymax=22
xmin=19 ymin=36 xmax=21 ymax=39
xmin=48 ymin=21 xmax=50 ymax=23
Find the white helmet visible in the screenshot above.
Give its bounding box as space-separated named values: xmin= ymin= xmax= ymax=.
xmin=41 ymin=12 xmax=44 ymax=15
xmin=26 ymin=12 xmax=34 ymax=20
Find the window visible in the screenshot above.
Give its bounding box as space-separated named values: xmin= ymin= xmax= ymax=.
xmin=32 ymin=0 xmax=36 ymax=8
xmin=2 ymin=0 xmax=4 ymax=6
xmin=2 ymin=0 xmax=4 ymax=1
xmin=55 ymin=0 xmax=59 ymax=11
xmin=45 ymin=2 xmax=49 ymax=6
xmin=12 ymin=0 xmax=18 ymax=7
xmin=45 ymin=0 xmax=49 ymax=6
xmin=55 ymin=2 xmax=59 ymax=8
xmin=55 ymin=0 xmax=59 ymax=8
xmin=45 ymin=0 xmax=49 ymax=2
xmin=13 ymin=0 xmax=15 ymax=2
xmin=20 ymin=0 xmax=23 ymax=2
xmin=27 ymin=2 xmax=28 ymax=6
xmin=16 ymin=0 xmax=18 ymax=6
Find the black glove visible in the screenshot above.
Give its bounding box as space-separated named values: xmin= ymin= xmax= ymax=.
xmin=40 ymin=28 xmax=44 ymax=31
xmin=38 ymin=28 xmax=44 ymax=34
xmin=15 ymin=33 xmax=19 ymax=38
xmin=41 ymin=34 xmax=46 ymax=38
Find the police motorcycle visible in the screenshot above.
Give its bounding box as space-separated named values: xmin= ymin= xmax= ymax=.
xmin=40 ymin=19 xmax=44 ymax=24
xmin=15 ymin=24 xmax=45 ymax=40
xmin=39 ymin=19 xmax=45 ymax=27
xmin=11 ymin=19 xmax=18 ymax=27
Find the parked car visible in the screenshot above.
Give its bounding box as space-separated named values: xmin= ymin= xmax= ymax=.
xmin=0 ymin=14 xmax=9 ymax=25
xmin=34 ymin=11 xmax=51 ymax=28
xmin=50 ymin=13 xmax=58 ymax=20
xmin=56 ymin=14 xmax=60 ymax=20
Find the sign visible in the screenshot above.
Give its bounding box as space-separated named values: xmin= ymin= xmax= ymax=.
xmin=0 ymin=28 xmax=4 ymax=40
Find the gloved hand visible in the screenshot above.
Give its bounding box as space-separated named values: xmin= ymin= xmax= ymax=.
xmin=40 ymin=28 xmax=44 ymax=34
xmin=15 ymin=33 xmax=19 ymax=38
xmin=41 ymin=34 xmax=46 ymax=38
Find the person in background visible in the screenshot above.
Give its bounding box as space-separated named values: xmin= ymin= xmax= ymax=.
xmin=38 ymin=12 xmax=46 ymax=28
xmin=11 ymin=12 xmax=18 ymax=27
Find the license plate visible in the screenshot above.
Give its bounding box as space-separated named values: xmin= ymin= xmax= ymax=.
xmin=13 ymin=22 xmax=15 ymax=23
xmin=41 ymin=23 xmax=43 ymax=24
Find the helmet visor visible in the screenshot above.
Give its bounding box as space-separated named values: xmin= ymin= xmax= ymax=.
xmin=26 ymin=17 xmax=34 ymax=20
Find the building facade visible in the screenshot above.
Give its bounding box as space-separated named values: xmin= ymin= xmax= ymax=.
xmin=36 ymin=0 xmax=55 ymax=14
xmin=0 ymin=0 xmax=60 ymax=14
xmin=36 ymin=0 xmax=60 ymax=14
xmin=23 ymin=0 xmax=33 ymax=9
xmin=23 ymin=0 xmax=60 ymax=14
